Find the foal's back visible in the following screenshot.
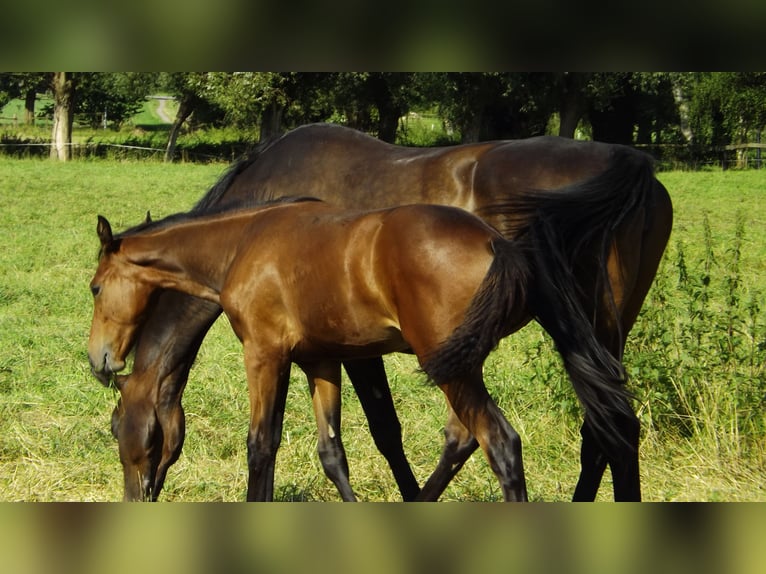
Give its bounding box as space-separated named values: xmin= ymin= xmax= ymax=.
xmin=220 ymin=201 xmax=502 ymax=362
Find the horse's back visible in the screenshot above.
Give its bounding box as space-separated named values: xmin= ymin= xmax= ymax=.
xmin=473 ymin=136 xmax=613 ymax=193
xmin=226 ymin=124 xmax=495 ymax=208
xmin=225 ymin=125 xmax=645 ymax=222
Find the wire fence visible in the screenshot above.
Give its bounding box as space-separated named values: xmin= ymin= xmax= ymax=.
xmin=0 ymin=140 xmax=242 ymax=163
xmin=1 ymin=138 xmax=764 ymax=169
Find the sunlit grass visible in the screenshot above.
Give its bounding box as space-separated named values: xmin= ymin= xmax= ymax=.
xmin=0 ymin=160 xmax=763 ymax=501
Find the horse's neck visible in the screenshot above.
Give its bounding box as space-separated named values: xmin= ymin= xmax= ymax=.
xmin=124 ymin=216 xmax=249 ymax=303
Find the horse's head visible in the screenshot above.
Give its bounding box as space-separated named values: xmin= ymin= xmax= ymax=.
xmin=88 ymin=216 xmax=156 ymax=387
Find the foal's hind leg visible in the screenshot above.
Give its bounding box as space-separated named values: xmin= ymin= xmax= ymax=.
xmin=343 ymin=357 xmax=420 ymax=501
xmin=301 ymin=360 xmax=356 ymax=501
xmin=417 ymin=405 xmax=478 ymax=501
xmin=436 ymin=375 xmax=527 ymax=502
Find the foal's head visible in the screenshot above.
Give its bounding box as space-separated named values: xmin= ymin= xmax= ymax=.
xmin=88 ymin=216 xmax=156 ymax=386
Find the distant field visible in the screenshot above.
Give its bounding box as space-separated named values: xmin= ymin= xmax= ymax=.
xmin=0 ymin=95 xmax=172 ymax=128
xmin=0 ymin=159 xmax=763 ymax=501
xmin=0 ymin=96 xmax=53 ymax=126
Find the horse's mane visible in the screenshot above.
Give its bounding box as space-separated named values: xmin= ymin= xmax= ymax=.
xmin=192 ymin=124 xmax=382 ymax=213
xmin=192 ymin=132 xmax=286 ymax=212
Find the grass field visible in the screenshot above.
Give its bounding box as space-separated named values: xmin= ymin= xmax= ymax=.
xmin=0 ymin=95 xmax=171 ymax=129
xmin=0 ymin=159 xmax=763 ymax=501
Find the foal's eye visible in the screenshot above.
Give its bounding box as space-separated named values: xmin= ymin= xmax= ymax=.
xmin=91 ymin=285 xmax=101 ymax=297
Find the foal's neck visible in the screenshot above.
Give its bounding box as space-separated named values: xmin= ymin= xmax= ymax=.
xmin=123 ymin=213 xmax=254 ymax=302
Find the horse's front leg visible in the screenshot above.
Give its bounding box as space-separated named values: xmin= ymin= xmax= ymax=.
xmin=343 ymin=357 xmax=420 ymax=501
xmin=244 ymin=345 xmax=290 ymax=502
xmin=301 ymin=360 xmax=356 ymax=501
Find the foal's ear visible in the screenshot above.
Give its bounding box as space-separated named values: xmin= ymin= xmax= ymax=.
xmin=97 ymin=215 xmax=114 ymax=247
xmin=145 ymin=211 xmax=152 ymax=224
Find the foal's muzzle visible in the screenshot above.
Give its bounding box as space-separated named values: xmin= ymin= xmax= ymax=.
xmin=89 ymin=351 xmax=126 ymax=387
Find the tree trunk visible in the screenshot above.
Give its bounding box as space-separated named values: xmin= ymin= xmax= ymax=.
xmin=376 ymin=107 xmax=400 ymax=143
xmin=373 ymin=89 xmax=404 ymax=143
xmin=558 ymin=73 xmax=588 ymax=139
xmin=50 ymin=72 xmax=75 ymax=161
xmin=460 ymin=112 xmax=483 ymax=143
xmin=259 ymin=103 xmax=283 ymax=142
xmin=559 ymin=90 xmax=584 ymax=139
xmin=672 ymin=83 xmax=693 ymax=143
xmin=164 ymin=95 xmax=196 ymax=162
xmin=24 ymin=88 xmax=36 ymax=125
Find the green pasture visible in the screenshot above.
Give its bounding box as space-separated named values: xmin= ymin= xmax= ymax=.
xmin=0 ymin=158 xmax=763 ymax=501
xmin=0 ymin=95 xmax=171 ymax=128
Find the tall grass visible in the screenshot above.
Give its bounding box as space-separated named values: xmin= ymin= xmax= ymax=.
xmin=0 ymin=160 xmax=763 ymax=501
xmin=624 ymin=172 xmax=765 ymax=500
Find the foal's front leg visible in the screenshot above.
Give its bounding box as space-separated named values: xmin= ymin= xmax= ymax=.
xmin=244 ymin=344 xmax=291 ymax=501
xmin=300 ymin=360 xmax=356 ymax=501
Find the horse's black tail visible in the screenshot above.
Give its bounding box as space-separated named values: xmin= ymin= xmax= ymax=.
xmin=481 ymin=145 xmax=657 ymax=451
xmin=526 ymin=215 xmax=633 ymax=451
xmin=421 ymin=238 xmax=530 ymax=383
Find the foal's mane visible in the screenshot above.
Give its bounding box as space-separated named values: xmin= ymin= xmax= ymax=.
xmin=116 ymin=196 xmax=322 ymax=240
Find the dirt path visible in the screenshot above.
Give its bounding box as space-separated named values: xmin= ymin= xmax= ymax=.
xmin=155 ymin=97 xmax=174 ymax=124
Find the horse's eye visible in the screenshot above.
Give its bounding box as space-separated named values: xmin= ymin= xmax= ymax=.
xmin=91 ymin=285 xmax=101 ymax=297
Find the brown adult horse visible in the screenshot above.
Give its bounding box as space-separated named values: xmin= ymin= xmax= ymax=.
xmin=89 ymin=199 xmax=630 ymax=501
xmin=103 ymin=123 xmax=672 ymax=501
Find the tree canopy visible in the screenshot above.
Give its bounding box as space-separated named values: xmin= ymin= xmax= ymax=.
xmin=2 ymin=72 xmax=765 ymax=163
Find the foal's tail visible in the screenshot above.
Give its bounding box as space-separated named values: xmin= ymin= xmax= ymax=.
xmin=421 ymin=237 xmax=530 ymax=384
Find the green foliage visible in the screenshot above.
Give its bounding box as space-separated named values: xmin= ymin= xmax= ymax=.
xmin=195 ymin=72 xmax=286 ymax=127
xmin=2 ymin=72 xmax=766 ymax=166
xmin=687 ymin=72 xmax=766 ymax=147
xmin=626 ymin=173 xmax=765 ymax=479
xmin=72 ymin=73 xmax=156 ymax=128
xmin=395 ymin=112 xmax=459 ymax=147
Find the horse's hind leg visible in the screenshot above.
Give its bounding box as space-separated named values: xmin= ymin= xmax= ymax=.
xmin=301 ymin=361 xmax=356 ymax=501
xmin=417 ymin=405 xmax=478 ymax=501
xmin=608 ymin=408 xmax=641 ymax=501
xmin=572 ymin=419 xmax=608 ymax=501
xmin=343 ymin=357 xmax=420 ymax=501
xmin=573 ymin=185 xmax=670 ymax=502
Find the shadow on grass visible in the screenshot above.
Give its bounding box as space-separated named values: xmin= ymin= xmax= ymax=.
xmin=274 ymin=484 xmax=323 ymax=502
xmin=132 ymin=123 xmax=172 ymax=133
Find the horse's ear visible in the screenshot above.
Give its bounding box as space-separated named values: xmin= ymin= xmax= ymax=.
xmin=97 ymin=215 xmax=113 ymax=247
xmin=145 ymin=211 xmax=152 ymax=224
